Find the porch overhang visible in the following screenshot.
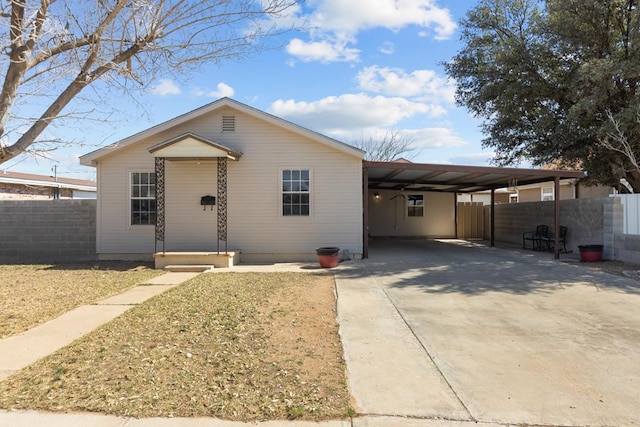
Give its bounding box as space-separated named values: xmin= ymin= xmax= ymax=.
xmin=148 ymin=132 xmax=242 ymax=160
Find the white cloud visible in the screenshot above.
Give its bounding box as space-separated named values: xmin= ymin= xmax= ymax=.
xmin=286 ymin=38 xmax=360 ymax=63
xmin=285 ymin=1 xmax=456 ymax=63
xmin=191 ymin=82 xmax=235 ymax=99
xmin=305 ymin=0 xmax=456 ymax=39
xmin=378 ymin=42 xmax=395 ymax=55
xmin=150 ymin=79 xmax=181 ymax=96
xmin=356 ymin=65 xmax=456 ymax=103
xmin=269 ymin=93 xmax=439 ymax=133
xmin=408 ymin=128 xmax=468 ymax=150
xmin=331 ymin=127 xmax=466 ymax=151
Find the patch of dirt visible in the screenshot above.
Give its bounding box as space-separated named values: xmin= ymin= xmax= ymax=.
xmin=0 ymin=262 xmax=162 ymax=339
xmin=0 ymin=272 xmax=352 ymax=422
xmin=572 ymin=260 xmax=640 ymax=281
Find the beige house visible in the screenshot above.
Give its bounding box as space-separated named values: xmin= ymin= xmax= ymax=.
xmin=516 ymin=179 xmax=613 ymax=202
xmin=80 ymin=98 xmax=364 ymax=266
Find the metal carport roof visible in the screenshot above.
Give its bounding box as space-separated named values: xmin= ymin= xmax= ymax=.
xmin=363 ymin=160 xmax=586 ymax=193
xmin=362 ymin=161 xmax=586 ymax=259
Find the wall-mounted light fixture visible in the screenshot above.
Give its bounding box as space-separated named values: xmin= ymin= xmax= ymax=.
xmin=374 ymin=191 xmax=380 ymax=199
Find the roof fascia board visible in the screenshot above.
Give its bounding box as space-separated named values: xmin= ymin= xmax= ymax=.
xmin=363 ymin=160 xmax=586 ymax=179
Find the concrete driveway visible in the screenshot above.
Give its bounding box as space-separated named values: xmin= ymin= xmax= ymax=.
xmin=336 ymin=239 xmax=640 ymax=426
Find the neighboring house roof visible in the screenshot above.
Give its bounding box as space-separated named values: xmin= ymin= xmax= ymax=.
xmin=515 ymin=178 xmax=578 ymax=190
xmin=0 ymin=170 xmax=96 ymax=192
xmin=80 ymin=97 xmax=365 ymax=166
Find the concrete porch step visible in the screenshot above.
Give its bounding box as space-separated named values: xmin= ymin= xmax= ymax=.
xmin=163 ymin=265 xmax=215 ymax=273
xmin=154 ymin=251 xmax=239 ymax=269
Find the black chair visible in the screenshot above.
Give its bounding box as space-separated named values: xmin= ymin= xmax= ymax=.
xmin=522 ymin=224 xmax=549 ymax=250
xmin=542 ymin=226 xmax=569 ymax=253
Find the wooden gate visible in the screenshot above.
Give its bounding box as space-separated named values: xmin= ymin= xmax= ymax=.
xmin=457 ymin=202 xmax=484 ymax=239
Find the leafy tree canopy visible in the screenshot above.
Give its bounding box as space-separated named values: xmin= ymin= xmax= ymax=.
xmin=445 ymin=0 xmax=640 ymax=192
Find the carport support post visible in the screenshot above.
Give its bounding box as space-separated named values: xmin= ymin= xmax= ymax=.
xmin=490 ymin=188 xmax=495 ymax=247
xmin=554 ymin=176 xmax=560 ymax=259
xmin=363 ymin=166 xmax=369 ymax=259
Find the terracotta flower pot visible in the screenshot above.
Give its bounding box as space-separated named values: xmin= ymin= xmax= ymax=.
xmin=316 ymin=247 xmax=340 ymax=268
xmin=578 ymin=244 xmax=603 ymax=263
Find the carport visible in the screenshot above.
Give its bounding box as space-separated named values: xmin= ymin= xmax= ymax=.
xmin=362 ymin=161 xmax=585 ymax=259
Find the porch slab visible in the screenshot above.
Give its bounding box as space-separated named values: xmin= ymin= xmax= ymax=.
xmin=153 ymin=251 xmax=239 ymax=269
xmin=163 ymin=265 xmax=215 ymax=273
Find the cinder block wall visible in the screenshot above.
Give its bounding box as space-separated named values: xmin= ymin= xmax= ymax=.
xmin=0 ymin=200 xmax=96 ymax=262
xmin=614 ymin=233 xmax=640 ymax=263
xmin=483 ymin=197 xmax=616 ymax=255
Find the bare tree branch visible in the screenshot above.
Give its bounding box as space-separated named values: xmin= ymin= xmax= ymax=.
xmin=599 ymin=110 xmax=640 ymax=192
xmin=0 ymin=0 xmax=299 ymax=163
xmin=351 ymin=130 xmax=419 ymax=162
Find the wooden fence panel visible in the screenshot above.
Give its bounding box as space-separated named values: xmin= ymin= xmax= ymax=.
xmin=457 ymin=202 xmax=484 ymax=239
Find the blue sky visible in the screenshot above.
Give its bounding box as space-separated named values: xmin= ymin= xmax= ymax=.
xmin=3 ymin=0 xmax=492 ymax=181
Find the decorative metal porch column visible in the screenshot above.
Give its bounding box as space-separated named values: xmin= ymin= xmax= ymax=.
xmin=217 ymin=157 xmax=228 ymax=253
xmin=155 ymin=157 xmax=166 ymax=253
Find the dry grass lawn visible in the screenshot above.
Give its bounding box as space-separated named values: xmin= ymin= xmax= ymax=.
xmin=0 ymin=272 xmax=353 ymax=422
xmin=0 ymin=262 xmax=162 ymax=339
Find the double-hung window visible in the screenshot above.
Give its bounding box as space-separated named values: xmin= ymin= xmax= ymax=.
xmin=131 ymin=172 xmax=156 ymax=225
xmin=407 ymin=194 xmax=424 ymax=217
xmin=282 ymin=169 xmax=310 ymax=216
xmin=541 ymin=187 xmax=554 ymax=201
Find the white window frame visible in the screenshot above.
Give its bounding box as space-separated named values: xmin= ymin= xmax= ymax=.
xmin=406 ymin=194 xmax=424 ymax=217
xmin=280 ymin=168 xmax=311 ymax=217
xmin=541 ymin=186 xmax=554 ymax=201
xmin=130 ymin=171 xmax=156 ymax=226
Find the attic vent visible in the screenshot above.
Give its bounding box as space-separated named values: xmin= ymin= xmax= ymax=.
xmin=222 ymin=115 xmax=235 ymax=132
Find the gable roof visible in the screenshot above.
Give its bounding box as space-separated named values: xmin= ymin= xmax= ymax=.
xmin=80 ymin=97 xmax=365 ymax=166
xmin=148 ymin=132 xmax=243 ymax=160
xmin=0 ymin=169 xmax=96 ymax=191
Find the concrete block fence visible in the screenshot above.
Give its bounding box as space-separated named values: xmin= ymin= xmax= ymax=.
xmin=484 ymin=196 xmax=640 ymax=263
xmin=0 ymin=200 xmax=96 ymax=263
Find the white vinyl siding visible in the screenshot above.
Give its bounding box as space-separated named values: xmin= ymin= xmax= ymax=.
xmin=224 ymin=110 xmax=362 ymax=256
xmin=96 ymin=145 xmax=156 ymax=254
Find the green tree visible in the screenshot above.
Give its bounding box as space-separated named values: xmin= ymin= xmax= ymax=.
xmin=445 ymin=0 xmax=640 ymax=192
xmin=0 ymin=0 xmax=296 ymax=165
